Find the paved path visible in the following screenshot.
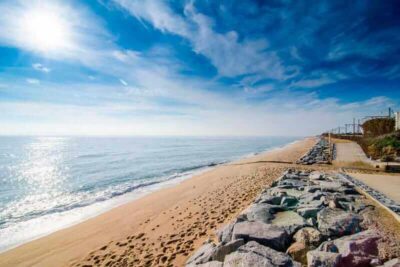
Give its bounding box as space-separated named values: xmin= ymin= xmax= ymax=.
xmin=350 ymin=173 xmax=400 ymax=203
xmin=334 ymin=142 xmax=370 ymax=163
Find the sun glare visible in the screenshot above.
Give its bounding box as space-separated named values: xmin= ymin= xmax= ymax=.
xmin=21 ymin=7 xmax=71 ymax=52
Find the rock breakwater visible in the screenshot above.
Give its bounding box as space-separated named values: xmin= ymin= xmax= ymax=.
xmin=297 ymin=139 xmax=330 ymax=165
xmin=186 ymin=169 xmax=398 ymax=267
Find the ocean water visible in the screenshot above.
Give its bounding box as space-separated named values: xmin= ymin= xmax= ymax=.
xmin=0 ymin=136 xmax=299 ymax=252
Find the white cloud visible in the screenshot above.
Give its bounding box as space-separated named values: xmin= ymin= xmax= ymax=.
xmin=0 ymin=0 xmax=395 ymax=137
xmin=243 ymin=84 xmax=274 ymax=95
xmin=119 ymin=79 xmax=128 ymax=86
xmin=0 ymin=94 xmax=395 ymax=136
xmin=32 ymin=63 xmax=51 ymax=73
xmin=113 ymin=0 xmax=286 ymax=79
xmin=26 ymin=78 xmax=40 ymax=84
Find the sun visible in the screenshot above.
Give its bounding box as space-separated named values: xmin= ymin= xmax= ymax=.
xmin=20 ymin=7 xmax=71 ymax=52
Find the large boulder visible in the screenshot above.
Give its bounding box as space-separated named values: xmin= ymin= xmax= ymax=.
xmin=286 ymin=241 xmax=308 ymax=264
xmin=224 ymin=241 xmax=301 ymax=267
xmin=307 ymin=251 xmax=341 ymax=267
xmin=299 ymin=191 xmax=327 ymax=202
xmin=296 ymin=199 xmax=325 ymax=219
xmin=243 ymin=203 xmax=281 ymax=223
xmin=187 ymin=261 xmax=223 ymax=267
xmin=317 ymin=208 xmax=362 ymax=237
xmin=216 ymin=216 xmax=247 ymax=244
xmin=255 ymin=194 xmax=282 ymax=205
xmin=317 ymin=230 xmax=381 ymax=267
xmin=278 ymin=178 xmax=308 ymax=188
xmin=186 ymin=242 xmax=217 ymax=265
xmin=280 ymin=196 xmax=299 ymax=208
xmin=381 ymin=258 xmax=400 ymax=267
xmin=309 ymin=172 xmax=324 ymax=180
xmin=313 ymin=181 xmax=344 ymax=193
xmin=232 ymin=221 xmax=290 ymax=251
xmin=270 ymin=211 xmax=309 ymax=235
xmin=293 ymin=227 xmax=323 ymax=247
xmin=297 ymin=207 xmax=323 ymax=219
xmin=211 ymin=239 xmax=245 ymax=262
xmin=216 ymin=223 xmax=235 ymax=244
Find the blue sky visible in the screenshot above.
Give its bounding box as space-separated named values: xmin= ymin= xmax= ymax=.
xmin=0 ymin=0 xmax=399 ymax=136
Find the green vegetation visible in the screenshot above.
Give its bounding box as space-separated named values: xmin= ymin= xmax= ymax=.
xmin=365 ymin=131 xmax=400 ymax=160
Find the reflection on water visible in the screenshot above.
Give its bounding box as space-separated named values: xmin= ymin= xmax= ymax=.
xmin=0 ymin=135 xmax=300 ymax=252
xmin=1 ymin=137 xmax=71 ymax=227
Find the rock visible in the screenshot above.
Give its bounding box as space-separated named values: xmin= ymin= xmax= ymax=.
xmin=243 ymin=203 xmax=281 ymax=223
xmin=232 ymin=221 xmax=289 ymax=251
xmin=297 ymin=207 xmax=323 ymax=219
xmin=187 ymin=261 xmax=223 ymax=267
xmin=271 ymin=211 xmax=309 ymax=235
xmin=298 ymin=192 xmax=326 ymax=205
xmin=304 ymin=186 xmax=322 ymax=193
xmin=309 ymin=172 xmax=324 ymax=180
xmin=211 ymin=239 xmax=244 ymax=262
xmin=278 ymin=178 xmax=307 ymax=188
xmin=186 ymin=242 xmax=217 ymax=265
xmin=269 ymin=187 xmax=303 ymax=198
xmin=293 ymin=227 xmax=323 ymax=247
xmin=281 ymin=196 xmax=298 ymax=207
xmin=286 ymin=241 xmax=308 ymax=263
xmin=307 ymin=251 xmax=341 ymax=267
xmin=216 ymin=223 xmax=235 ymax=244
xmin=370 ymin=258 xmax=381 ymax=266
xmin=338 ymin=201 xmax=368 ymax=213
xmin=382 ymin=258 xmax=400 ymax=267
xmin=313 ymin=181 xmax=343 ymax=192
xmin=317 ymin=208 xmax=362 ymax=237
xmin=307 ymin=217 xmax=317 ymax=226
xmin=317 ymin=230 xmax=381 ymax=267
xmin=255 ymin=194 xmax=282 ymax=205
xmin=224 ymin=241 xmax=301 ymax=267
xmin=328 ymin=199 xmax=338 ymax=209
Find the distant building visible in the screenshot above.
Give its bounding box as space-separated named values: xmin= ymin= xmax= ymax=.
xmin=396 ymin=112 xmax=400 ymax=131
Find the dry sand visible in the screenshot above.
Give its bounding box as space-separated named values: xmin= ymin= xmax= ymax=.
xmin=0 ymin=137 xmax=318 ymax=267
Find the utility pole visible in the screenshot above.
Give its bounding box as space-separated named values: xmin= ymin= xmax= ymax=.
xmin=328 ymin=130 xmax=332 ymax=162
xmin=353 ymin=118 xmax=356 ymax=135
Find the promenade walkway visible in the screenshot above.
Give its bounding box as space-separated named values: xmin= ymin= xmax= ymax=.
xmin=333 ymin=139 xmax=400 ymax=205
xmin=334 ymin=142 xmax=371 ymax=163
xmin=349 ymin=173 xmax=400 ymax=203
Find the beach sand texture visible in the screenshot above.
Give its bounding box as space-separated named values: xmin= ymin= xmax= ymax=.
xmin=0 ymin=137 xmax=318 ymax=267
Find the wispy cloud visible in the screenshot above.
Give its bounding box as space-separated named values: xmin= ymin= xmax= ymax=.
xmin=32 ymin=63 xmax=51 ymax=73
xmin=0 ymin=0 xmax=399 ymax=136
xmin=114 ymin=0 xmax=286 ymax=80
xmin=119 ymin=79 xmax=128 ymax=86
xmin=26 ymin=78 xmax=40 ymax=84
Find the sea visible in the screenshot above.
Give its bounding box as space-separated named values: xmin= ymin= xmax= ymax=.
xmin=0 ymin=136 xmax=300 ymax=252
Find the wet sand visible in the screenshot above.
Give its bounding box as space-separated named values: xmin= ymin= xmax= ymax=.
xmin=0 ymin=137 xmax=317 ymax=267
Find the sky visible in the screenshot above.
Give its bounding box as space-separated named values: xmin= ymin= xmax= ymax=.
xmin=0 ymin=0 xmax=399 ymax=136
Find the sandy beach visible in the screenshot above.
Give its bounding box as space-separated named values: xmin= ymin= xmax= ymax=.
xmin=0 ymin=137 xmax=320 ymax=267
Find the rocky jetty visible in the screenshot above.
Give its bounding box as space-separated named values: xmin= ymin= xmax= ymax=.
xmin=186 ymin=169 xmax=399 ymax=267
xmin=297 ymin=139 xmax=330 ymax=165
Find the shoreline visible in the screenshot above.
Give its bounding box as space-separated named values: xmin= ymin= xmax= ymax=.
xmin=0 ymin=137 xmax=317 ymax=267
xmin=0 ymin=137 xmax=302 ymax=254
